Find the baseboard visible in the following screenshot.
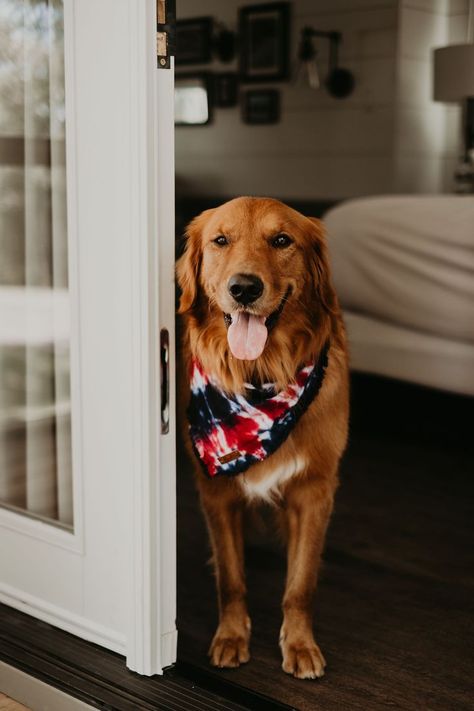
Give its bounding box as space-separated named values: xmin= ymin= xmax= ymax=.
xmin=161 ymin=628 xmax=178 ymax=670
xmin=0 ymin=583 xmax=126 ymax=655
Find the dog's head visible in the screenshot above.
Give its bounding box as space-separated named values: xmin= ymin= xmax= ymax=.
xmin=177 ymin=197 xmax=336 ymax=385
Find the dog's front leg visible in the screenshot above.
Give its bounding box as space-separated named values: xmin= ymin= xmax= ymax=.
xmin=200 ymin=484 xmax=250 ymax=668
xmin=280 ymin=476 xmax=334 ymax=679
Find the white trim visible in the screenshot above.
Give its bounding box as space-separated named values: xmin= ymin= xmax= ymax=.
xmin=125 ymin=0 xmax=176 ymax=676
xmin=63 ymin=0 xmax=85 ymax=547
xmin=0 ymin=662 xmax=95 ymax=710
xmin=0 ymin=583 xmax=126 ymax=655
xmin=0 ymin=506 xmax=81 ymax=554
xmin=156 ymin=55 xmax=177 ymax=674
xmin=160 ymin=629 xmax=178 ymax=671
xmin=126 ymin=0 xmax=158 ymax=676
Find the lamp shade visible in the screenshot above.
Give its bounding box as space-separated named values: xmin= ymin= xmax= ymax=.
xmin=433 ymin=44 xmax=474 ymax=102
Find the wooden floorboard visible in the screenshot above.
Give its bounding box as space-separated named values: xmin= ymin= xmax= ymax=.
xmin=177 ymin=374 xmax=474 ymax=711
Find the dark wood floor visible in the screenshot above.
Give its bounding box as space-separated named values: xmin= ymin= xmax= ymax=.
xmin=177 ymin=374 xmax=474 ymax=711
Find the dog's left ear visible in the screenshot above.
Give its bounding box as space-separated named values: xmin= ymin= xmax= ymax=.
xmin=306 ymin=217 xmax=337 ymax=316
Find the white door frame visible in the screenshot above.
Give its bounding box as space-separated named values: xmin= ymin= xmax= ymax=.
xmin=0 ymin=0 xmax=176 ymax=676
xmin=126 ymin=0 xmax=177 ymax=675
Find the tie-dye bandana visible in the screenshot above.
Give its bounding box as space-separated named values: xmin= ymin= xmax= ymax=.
xmin=187 ymin=342 xmax=329 ymax=478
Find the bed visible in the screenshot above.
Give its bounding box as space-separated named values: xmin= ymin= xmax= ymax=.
xmin=324 ymin=195 xmax=474 ymax=396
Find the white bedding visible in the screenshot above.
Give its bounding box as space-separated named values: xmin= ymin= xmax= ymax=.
xmin=343 ymin=311 xmax=474 ymax=396
xmin=324 ymin=196 xmax=474 ymax=395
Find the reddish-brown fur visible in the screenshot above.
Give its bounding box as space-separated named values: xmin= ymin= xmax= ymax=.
xmin=177 ymin=197 xmax=349 ymax=679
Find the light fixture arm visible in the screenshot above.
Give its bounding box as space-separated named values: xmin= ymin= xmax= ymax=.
xmin=301 ymin=28 xmax=341 ymax=62
xmin=298 ymin=27 xmax=354 ymax=98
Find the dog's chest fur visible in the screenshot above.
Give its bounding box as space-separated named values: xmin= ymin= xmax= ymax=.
xmin=238 ymin=455 xmax=306 ymax=503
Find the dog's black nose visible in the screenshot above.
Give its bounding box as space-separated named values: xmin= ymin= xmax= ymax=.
xmin=228 ymin=273 xmax=264 ymax=305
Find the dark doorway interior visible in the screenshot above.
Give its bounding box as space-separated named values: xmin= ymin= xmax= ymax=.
xmin=177 ymin=374 xmax=474 ymax=711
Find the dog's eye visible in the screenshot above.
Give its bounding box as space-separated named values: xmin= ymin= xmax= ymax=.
xmin=271 ymin=233 xmax=292 ymax=249
xmin=213 ymin=235 xmax=228 ymax=246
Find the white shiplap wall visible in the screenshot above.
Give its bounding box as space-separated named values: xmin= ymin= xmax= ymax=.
xmin=175 ymin=0 xmax=469 ymax=199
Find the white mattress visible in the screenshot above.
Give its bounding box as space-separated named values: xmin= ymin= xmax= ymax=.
xmin=343 ymin=311 xmax=474 ymax=396
xmin=324 ymin=196 xmax=474 ymax=395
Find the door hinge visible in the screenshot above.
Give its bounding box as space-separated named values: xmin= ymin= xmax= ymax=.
xmin=156 ymin=0 xmax=175 ymax=69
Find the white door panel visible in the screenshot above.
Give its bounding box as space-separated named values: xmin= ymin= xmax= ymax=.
xmin=0 ymin=0 xmax=176 ymax=674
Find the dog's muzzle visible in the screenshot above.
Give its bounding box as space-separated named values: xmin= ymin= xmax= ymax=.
xmin=223 ymin=285 xmax=292 ymax=331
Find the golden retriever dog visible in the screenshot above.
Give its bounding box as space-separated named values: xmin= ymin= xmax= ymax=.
xmin=177 ymin=196 xmax=349 ymax=679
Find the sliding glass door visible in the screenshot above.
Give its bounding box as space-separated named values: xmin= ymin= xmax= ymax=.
xmin=0 ymin=0 xmax=176 ymax=675
xmin=0 ymin=0 xmax=72 ymax=527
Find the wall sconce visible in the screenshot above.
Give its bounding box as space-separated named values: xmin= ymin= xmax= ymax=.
xmin=296 ymin=27 xmax=355 ymax=98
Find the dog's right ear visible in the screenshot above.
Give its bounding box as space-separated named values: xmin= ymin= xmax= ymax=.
xmin=176 ymin=209 xmax=214 ymax=315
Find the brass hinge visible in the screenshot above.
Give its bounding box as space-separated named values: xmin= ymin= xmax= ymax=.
xmin=157 ymin=0 xmax=175 ymax=69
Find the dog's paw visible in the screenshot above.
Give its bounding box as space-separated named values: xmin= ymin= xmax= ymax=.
xmin=208 ymin=632 xmax=250 ymax=668
xmin=280 ymin=636 xmax=326 ymax=680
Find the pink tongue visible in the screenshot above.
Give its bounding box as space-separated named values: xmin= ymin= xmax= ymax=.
xmin=227 ymin=312 xmax=268 ymax=360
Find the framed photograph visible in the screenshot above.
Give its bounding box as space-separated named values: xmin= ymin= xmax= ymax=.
xmin=239 ymin=2 xmax=290 ymax=82
xmin=242 ymin=89 xmax=280 ymax=124
xmin=214 ymin=73 xmax=239 ymax=108
xmin=175 ymin=73 xmax=213 ymax=126
xmin=176 ymin=17 xmax=213 ymax=66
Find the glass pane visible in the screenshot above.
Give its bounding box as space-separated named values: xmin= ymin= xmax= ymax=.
xmin=0 ymin=0 xmax=73 ymax=528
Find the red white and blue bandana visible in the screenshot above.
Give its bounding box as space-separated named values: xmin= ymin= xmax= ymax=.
xmin=187 ymin=343 xmax=329 ymax=478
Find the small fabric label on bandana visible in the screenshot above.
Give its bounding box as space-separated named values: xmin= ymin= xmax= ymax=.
xmin=218 ymin=450 xmax=242 ymax=464
xmin=187 ymin=342 xmax=329 ymax=478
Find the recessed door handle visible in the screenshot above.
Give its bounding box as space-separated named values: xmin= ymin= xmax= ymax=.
xmin=160 ymin=328 xmax=169 ymax=434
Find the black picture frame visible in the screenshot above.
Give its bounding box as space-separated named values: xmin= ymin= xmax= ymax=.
xmin=176 ymin=17 xmax=213 ymax=66
xmin=239 ymin=2 xmax=290 ymax=82
xmin=242 ymin=89 xmax=280 ymax=124
xmin=175 ymin=73 xmax=213 ymax=126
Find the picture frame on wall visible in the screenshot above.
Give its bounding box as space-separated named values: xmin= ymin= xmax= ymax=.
xmin=242 ymin=89 xmax=280 ymax=124
xmin=239 ymin=2 xmax=290 ymax=82
xmin=176 ymin=17 xmax=213 ymax=65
